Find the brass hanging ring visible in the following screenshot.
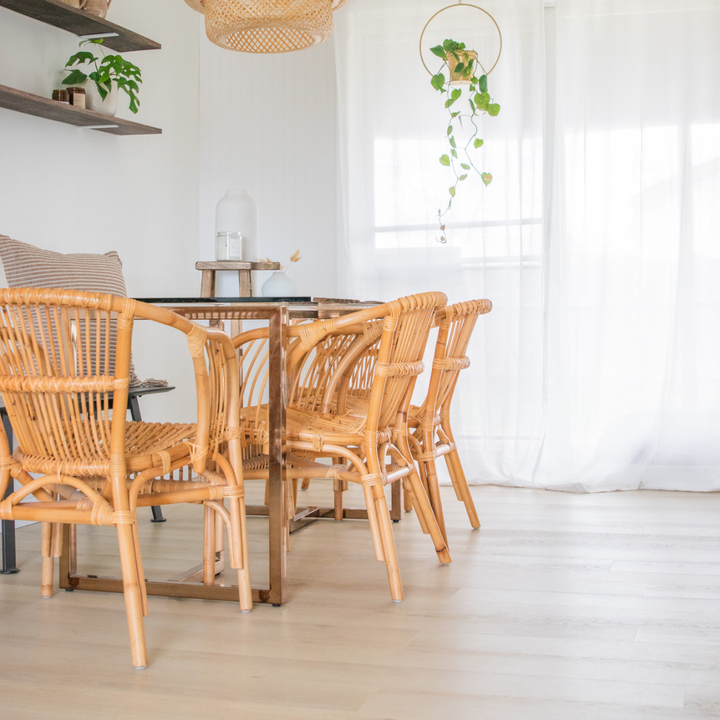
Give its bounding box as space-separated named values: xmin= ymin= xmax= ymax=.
xmin=419 ymin=3 xmax=503 ymax=77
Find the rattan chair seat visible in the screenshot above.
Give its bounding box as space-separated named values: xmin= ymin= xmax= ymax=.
xmin=13 ymin=420 xmax=197 ymax=476
xmin=240 ymin=404 xmax=393 ymax=448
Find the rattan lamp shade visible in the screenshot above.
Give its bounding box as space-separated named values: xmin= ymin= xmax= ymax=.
xmin=184 ymin=0 xmax=347 ymax=12
xmin=204 ymin=0 xmax=333 ymax=53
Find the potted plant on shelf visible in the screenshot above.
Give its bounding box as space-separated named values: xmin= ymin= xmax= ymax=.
xmin=430 ymin=38 xmax=500 ymax=243
xmin=61 ymin=39 xmax=142 ymax=116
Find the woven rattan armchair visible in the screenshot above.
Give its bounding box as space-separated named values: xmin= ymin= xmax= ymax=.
xmin=0 ymin=289 xmax=250 ymax=669
xmin=234 ymin=292 xmax=450 ymax=601
xmin=406 ymin=299 xmax=492 ymax=541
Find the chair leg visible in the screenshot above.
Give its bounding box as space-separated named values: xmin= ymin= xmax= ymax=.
xmin=405 ymin=468 xmax=451 ymax=565
xmin=333 ymin=478 xmax=344 ymax=521
xmin=51 ymin=522 xmax=63 ymax=559
xmin=41 ymin=522 xmax=54 ymax=598
xmin=291 ymin=478 xmax=299 ymax=514
xmin=203 ymin=505 xmax=217 ymax=587
xmin=372 ymin=486 xmax=403 ymax=602
xmin=300 ymin=478 xmax=311 ymax=491
xmin=234 ymin=496 xmax=253 ymax=612
xmin=445 ymin=448 xmax=480 ymax=529
xmin=423 ymin=453 xmax=448 ymax=543
xmin=131 ymin=523 xmax=149 ymax=616
xmin=332 ymin=456 xmax=344 ymax=521
xmin=215 ymin=507 xmax=225 ymax=565
xmin=406 ymin=481 xmax=431 ymax=535
xmin=361 ymin=480 xmax=385 ymax=562
xmin=402 ymin=478 xmax=414 ymax=512
xmin=441 ymin=417 xmax=480 ymax=528
xmin=116 ymin=521 xmax=148 ymax=670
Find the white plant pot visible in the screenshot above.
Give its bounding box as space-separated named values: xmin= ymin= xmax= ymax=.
xmin=262 ymin=271 xmax=296 ymax=298
xmin=84 ymin=80 xmax=118 ymax=116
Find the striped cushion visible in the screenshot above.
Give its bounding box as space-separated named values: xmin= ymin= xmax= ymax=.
xmin=0 ymin=235 xmax=141 ymax=386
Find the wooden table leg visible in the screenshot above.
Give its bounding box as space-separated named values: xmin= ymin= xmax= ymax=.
xmin=267 ymin=306 xmax=288 ymax=606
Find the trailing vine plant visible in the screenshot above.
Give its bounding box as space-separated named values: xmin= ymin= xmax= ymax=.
xmin=430 ymin=38 xmax=500 ymax=242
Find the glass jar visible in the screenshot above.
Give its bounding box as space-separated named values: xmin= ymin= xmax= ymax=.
xmin=215 ymin=190 xmax=258 ymax=261
xmin=215 ymin=231 xmax=243 ymax=261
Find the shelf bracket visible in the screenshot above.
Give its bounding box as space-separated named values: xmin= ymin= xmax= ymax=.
xmin=79 ymin=32 xmax=120 ymax=39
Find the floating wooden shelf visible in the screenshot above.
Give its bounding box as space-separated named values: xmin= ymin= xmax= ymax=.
xmin=0 ymin=0 xmax=160 ymax=52
xmin=0 ymin=84 xmax=161 ymax=136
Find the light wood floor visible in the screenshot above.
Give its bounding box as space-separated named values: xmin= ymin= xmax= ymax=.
xmin=1 ymin=484 xmax=719 ymax=719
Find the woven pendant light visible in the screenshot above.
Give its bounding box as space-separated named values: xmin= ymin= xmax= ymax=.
xmin=185 ymin=0 xmax=347 ymax=53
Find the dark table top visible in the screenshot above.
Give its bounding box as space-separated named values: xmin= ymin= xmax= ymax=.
xmin=136 ymin=297 xmax=312 ymax=304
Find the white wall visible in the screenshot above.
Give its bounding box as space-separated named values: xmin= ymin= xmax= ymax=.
xmin=0 ymin=0 xmax=201 ymax=422
xmin=0 ymin=3 xmax=342 ymax=425
xmin=198 ymin=34 xmax=339 ymax=298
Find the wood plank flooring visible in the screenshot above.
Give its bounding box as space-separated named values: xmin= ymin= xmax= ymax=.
xmin=0 ymin=484 xmax=719 ymax=719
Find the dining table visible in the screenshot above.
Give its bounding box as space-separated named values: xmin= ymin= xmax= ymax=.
xmin=57 ymin=296 xmax=393 ymax=607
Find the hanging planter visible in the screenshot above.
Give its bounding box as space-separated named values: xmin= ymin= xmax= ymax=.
xmin=446 ymin=48 xmax=477 ymax=83
xmin=420 ymin=4 xmax=503 ymax=243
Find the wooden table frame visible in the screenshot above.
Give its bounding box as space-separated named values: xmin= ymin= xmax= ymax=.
xmin=58 ymin=299 xmax=386 ymax=606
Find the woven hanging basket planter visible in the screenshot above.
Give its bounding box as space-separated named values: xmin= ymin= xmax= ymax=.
xmin=447 ymin=49 xmax=478 ymax=83
xmin=200 ymin=0 xmax=335 ymax=53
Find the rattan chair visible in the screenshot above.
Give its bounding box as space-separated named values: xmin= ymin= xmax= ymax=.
xmin=406 ymin=299 xmax=492 ymax=540
xmin=234 ymin=292 xmax=450 ymax=601
xmin=0 ymin=288 xmax=250 ymax=669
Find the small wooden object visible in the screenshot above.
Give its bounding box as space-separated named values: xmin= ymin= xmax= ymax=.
xmin=196 ymin=261 xmax=280 ymax=299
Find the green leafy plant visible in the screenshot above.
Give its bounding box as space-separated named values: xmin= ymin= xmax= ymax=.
xmin=62 ymin=39 xmax=142 ymax=113
xmin=430 ymin=38 xmax=500 ymax=242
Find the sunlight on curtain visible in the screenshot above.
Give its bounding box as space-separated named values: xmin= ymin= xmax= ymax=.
xmin=334 ymin=0 xmax=720 ymax=491
xmin=545 ymin=0 xmax=720 ymax=490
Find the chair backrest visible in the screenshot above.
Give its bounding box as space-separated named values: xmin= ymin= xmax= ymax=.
xmin=0 ymin=289 xmax=135 ymax=476
xmin=290 ymin=293 xmax=446 ymax=429
xmin=0 ymin=288 xmax=235 ymax=481
xmin=369 ymin=292 xmax=447 ymax=430
xmin=233 ymin=293 xmax=445 ymax=440
xmin=291 ymin=320 xmax=384 ymax=413
xmin=420 ymin=298 xmax=492 ymax=419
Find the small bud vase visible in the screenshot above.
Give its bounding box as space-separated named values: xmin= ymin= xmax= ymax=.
xmin=262 ymin=270 xmax=296 ymax=298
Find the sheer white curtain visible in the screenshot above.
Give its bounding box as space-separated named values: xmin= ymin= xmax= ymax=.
xmin=544 ymin=0 xmax=720 ymax=491
xmin=334 ymin=0 xmax=720 ymax=491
